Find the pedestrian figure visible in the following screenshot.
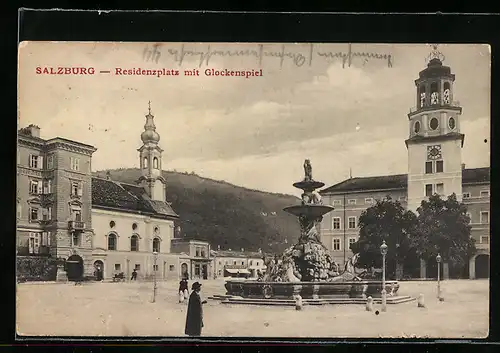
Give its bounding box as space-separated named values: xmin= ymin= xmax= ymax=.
xmin=131 ymin=268 xmax=138 ymax=281
xmin=179 ymin=278 xmax=189 ymax=303
xmin=185 ymin=282 xmax=207 ymax=337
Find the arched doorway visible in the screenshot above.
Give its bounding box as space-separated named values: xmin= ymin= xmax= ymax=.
xmin=181 ymin=263 xmax=189 ymax=279
xmin=94 ymin=260 xmax=104 ymax=280
xmin=66 ymin=255 xmax=84 ymax=281
xmin=475 ymin=254 xmax=489 ymax=279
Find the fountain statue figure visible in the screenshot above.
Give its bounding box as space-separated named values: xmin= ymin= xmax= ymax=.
xmin=224 ymin=159 xmax=401 ymax=302
xmin=261 ymin=159 xmax=363 ymax=283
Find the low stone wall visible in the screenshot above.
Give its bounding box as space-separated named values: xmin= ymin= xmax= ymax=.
xmin=17 ymin=256 xmax=58 ymax=282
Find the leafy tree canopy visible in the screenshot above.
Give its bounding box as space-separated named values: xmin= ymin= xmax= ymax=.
xmin=351 ymin=196 xmax=418 ymax=270
xmin=411 ymin=193 xmax=475 ymax=267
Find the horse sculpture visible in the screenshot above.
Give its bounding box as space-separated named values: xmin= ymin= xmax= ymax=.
xmin=328 ymin=253 xmax=366 ymax=282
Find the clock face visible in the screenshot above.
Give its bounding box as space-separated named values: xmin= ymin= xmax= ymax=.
xmin=431 ymin=92 xmax=439 ymax=105
xmin=427 ymin=145 xmax=442 ymax=160
xmin=443 ymin=88 xmax=450 ymax=104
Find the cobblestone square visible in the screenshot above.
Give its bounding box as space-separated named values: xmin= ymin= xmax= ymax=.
xmin=16 ymin=279 xmax=488 ymax=338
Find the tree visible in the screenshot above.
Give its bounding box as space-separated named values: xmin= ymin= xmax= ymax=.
xmin=350 ymin=196 xmax=418 ymax=278
xmin=411 ymin=193 xmax=475 ymax=273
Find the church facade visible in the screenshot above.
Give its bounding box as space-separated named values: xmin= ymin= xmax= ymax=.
xmin=17 ymin=106 xmax=190 ymax=281
xmin=319 ymin=50 xmax=490 ymax=279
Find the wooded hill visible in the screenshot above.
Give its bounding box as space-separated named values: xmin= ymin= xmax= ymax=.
xmin=94 ymin=168 xmax=301 ymax=253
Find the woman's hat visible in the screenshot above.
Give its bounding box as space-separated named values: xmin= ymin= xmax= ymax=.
xmin=192 ymin=282 xmax=202 ymax=290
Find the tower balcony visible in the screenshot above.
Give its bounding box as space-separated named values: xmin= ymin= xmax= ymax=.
xmin=68 ymin=220 xmax=85 ymax=231
xmin=409 ymin=101 xmax=461 ymax=115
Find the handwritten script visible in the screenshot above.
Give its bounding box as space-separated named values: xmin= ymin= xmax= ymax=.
xmin=143 ymin=43 xmax=393 ymax=69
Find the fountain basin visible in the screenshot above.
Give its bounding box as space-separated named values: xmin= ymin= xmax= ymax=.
xmin=283 ymin=204 xmax=335 ymax=218
xmin=225 ymin=280 xmax=399 ymax=299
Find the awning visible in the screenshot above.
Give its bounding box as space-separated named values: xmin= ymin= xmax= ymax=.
xmin=225 ymin=268 xmax=250 ymax=274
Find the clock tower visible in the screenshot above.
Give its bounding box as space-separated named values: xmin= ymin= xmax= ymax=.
xmin=137 ymin=102 xmax=167 ymax=201
xmin=406 ymin=46 xmax=465 ymax=212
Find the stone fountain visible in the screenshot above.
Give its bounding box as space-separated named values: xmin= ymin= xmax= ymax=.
xmin=220 ymin=160 xmax=413 ymax=306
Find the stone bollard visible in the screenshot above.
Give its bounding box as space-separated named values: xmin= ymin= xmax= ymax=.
xmin=366 ymin=296 xmax=373 ymax=312
xmin=417 ymin=293 xmax=425 ymax=308
xmin=294 ymin=295 xmax=303 ymax=311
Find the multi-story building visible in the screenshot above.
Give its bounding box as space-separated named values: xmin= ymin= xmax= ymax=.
xmin=319 ymin=50 xmax=490 ymax=280
xmin=212 ymin=249 xmax=267 ymax=278
xmin=17 ymin=124 xmax=97 ymax=276
xmin=170 ymin=238 xmax=214 ymax=280
xmin=17 ymin=105 xmax=183 ymax=280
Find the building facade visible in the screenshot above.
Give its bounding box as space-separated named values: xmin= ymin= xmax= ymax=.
xmin=212 ymin=249 xmax=267 ymax=279
xmin=17 ymin=106 xmax=185 ymax=280
xmin=319 ymin=51 xmax=490 ymax=279
xmin=170 ymin=238 xmax=214 ymax=280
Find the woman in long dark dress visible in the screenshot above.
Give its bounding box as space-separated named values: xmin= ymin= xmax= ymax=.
xmin=185 ymin=282 xmax=207 ymax=336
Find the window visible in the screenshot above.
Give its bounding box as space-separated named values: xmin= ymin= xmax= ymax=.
xmin=332 ymin=238 xmax=341 ymax=251
xmin=72 ymin=209 xmax=82 ymax=222
xmin=153 ymin=157 xmax=159 ymax=169
xmin=333 ymin=200 xmax=342 ymax=206
xmin=28 ymin=233 xmax=41 ymax=254
xmin=17 ymin=203 xmax=22 ymax=219
xmin=201 ymin=249 xmax=206 ymax=257
xmin=480 ymin=211 xmax=489 ymax=224
xmin=448 ymin=117 xmax=456 ymax=129
xmin=169 ymin=265 xmax=175 ymax=271
xmin=425 ymin=161 xmax=433 ymax=174
xmin=348 ymin=199 xmax=356 ymax=205
xmin=115 ymin=264 xmax=121 ymax=271
xmin=414 ymin=120 xmax=421 ymax=133
xmin=249 ymin=260 xmax=253 ymax=266
xmin=41 ymin=232 xmax=51 ymax=246
xmin=195 ymin=247 xmax=200 ymax=257
xmin=436 ymin=183 xmax=444 ymax=195
xmin=425 ymin=184 xmax=433 ymax=197
xmin=135 ymin=264 xmax=140 ymax=270
xmin=71 ymin=181 xmax=82 ymax=197
xmin=42 ymin=207 xmax=52 ymax=221
xmin=108 ymin=233 xmax=117 ymax=250
xmin=29 ymin=155 xmax=42 ymax=169
xmin=233 ymin=261 xmax=236 ymax=265
xmin=153 ymin=264 xmax=158 ymax=271
xmin=72 ymin=233 xmax=80 ymax=247
xmin=29 ymin=207 xmax=39 ymax=221
xmin=480 ymin=190 xmax=490 ymax=197
xmin=47 ymin=155 xmax=54 ymax=169
xmin=348 ymin=216 xmax=356 ymax=229
xmin=241 ymin=261 xmax=244 ymax=265
xmin=130 ymin=235 xmax=139 ymax=251
xmin=349 ymin=238 xmax=356 ymax=249
xmin=70 ymin=157 xmax=80 ymax=171
xmin=30 ymin=180 xmax=42 ymax=194
xmin=332 ymin=217 xmax=341 ymax=230
xmin=436 ymin=160 xmax=444 ymax=173
xmin=110 ymin=221 xmax=116 ymax=228
xmin=143 ymin=157 xmax=148 ymax=168
xmin=43 ymin=180 xmax=52 ymax=194
xmin=480 ymin=236 xmax=489 ymax=244
xmin=132 ymin=223 xmax=138 ymax=230
xmin=365 ymin=198 xmax=374 ymax=205
xmin=153 ymin=237 xmax=160 ymax=253
xmin=463 ymin=192 xmax=471 ymax=199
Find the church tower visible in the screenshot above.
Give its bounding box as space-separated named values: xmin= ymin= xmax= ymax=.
xmin=137 ymin=102 xmax=167 ymax=201
xmin=406 ymin=46 xmax=465 ymax=212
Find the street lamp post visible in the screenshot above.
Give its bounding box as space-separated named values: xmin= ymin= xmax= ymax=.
xmin=380 ymin=240 xmax=388 ymax=312
xmin=436 ymin=253 xmax=442 ymax=300
xmin=152 ymin=251 xmax=158 ymax=303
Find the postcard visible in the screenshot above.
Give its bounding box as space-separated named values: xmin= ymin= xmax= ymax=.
xmin=16 ymin=41 xmax=490 ymax=338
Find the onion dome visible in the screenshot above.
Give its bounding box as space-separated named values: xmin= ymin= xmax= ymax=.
xmin=141 ymin=101 xmax=160 ymax=144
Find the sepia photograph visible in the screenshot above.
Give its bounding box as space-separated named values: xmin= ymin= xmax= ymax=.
xmin=16 ymin=41 xmax=490 ymax=338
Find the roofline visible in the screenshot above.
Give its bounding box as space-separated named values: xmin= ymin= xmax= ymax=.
xmin=405 ymin=133 xmax=465 ymax=148
xmin=320 ymin=187 xmax=408 ymax=196
xmin=92 ymin=176 xmax=141 ymax=189
xmin=91 ymin=204 xmax=179 ymax=220
xmin=46 ymin=137 xmax=97 ymax=151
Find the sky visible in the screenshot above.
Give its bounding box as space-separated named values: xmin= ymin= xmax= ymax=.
xmin=18 ymin=42 xmax=491 ymax=196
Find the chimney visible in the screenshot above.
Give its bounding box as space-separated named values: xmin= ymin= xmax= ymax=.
xmin=20 ymin=124 xmax=41 ymax=138
xmin=462 ymin=163 xmax=466 ymax=170
xmin=106 ymin=171 xmax=111 ymax=180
